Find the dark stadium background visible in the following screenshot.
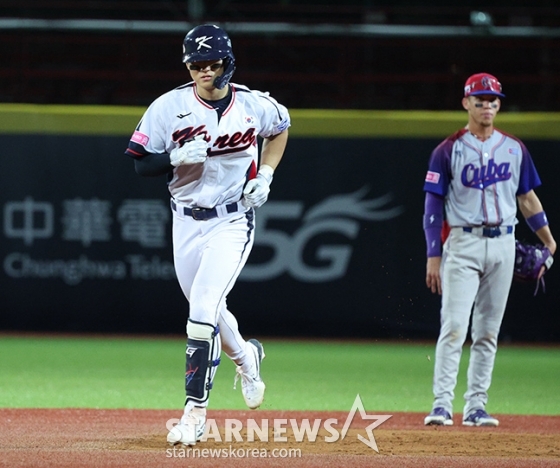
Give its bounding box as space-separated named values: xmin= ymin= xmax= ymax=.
xmin=1 ymin=1 xmax=559 ymax=341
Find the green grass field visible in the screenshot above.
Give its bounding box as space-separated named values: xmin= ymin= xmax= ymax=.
xmin=0 ymin=335 xmax=559 ymax=415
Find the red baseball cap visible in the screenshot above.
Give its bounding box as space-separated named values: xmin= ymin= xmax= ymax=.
xmin=464 ymin=73 xmax=505 ymax=98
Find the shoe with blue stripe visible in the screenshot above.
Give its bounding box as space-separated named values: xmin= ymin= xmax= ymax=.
xmin=463 ymin=409 xmax=499 ymax=427
xmin=424 ymin=407 xmax=453 ymax=426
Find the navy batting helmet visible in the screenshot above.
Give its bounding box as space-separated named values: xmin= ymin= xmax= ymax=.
xmin=182 ymin=24 xmax=236 ymax=90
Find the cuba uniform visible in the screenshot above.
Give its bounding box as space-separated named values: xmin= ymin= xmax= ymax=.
xmin=423 ymin=128 xmax=541 ymax=417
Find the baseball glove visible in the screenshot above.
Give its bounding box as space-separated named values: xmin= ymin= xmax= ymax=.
xmin=513 ymin=240 xmax=554 ymax=294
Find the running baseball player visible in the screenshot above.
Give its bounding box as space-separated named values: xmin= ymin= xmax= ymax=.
xmin=124 ymin=24 xmax=290 ymax=445
xmin=422 ymin=73 xmax=556 ymax=427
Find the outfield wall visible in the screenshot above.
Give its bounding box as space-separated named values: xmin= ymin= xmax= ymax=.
xmin=1 ymin=105 xmax=559 ymax=341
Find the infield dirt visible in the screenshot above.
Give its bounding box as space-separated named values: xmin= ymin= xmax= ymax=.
xmin=1 ymin=408 xmax=560 ymax=467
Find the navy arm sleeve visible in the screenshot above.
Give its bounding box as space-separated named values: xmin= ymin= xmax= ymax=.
xmin=133 ymin=152 xmax=173 ymax=177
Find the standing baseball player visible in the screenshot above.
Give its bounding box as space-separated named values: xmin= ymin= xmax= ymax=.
xmin=124 ymin=24 xmax=290 ymax=445
xmin=422 ymin=73 xmax=556 ymax=426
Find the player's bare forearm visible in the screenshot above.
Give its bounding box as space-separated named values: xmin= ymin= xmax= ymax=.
xmin=260 ymin=130 xmax=288 ymax=170
xmin=536 ymin=226 xmax=556 ymax=255
xmin=426 ymin=256 xmax=442 ymax=295
xmin=517 ymin=190 xmax=556 ymax=254
xmin=517 ymin=190 xmax=543 ymax=218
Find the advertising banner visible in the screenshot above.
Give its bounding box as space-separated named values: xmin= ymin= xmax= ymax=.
xmin=1 ymin=132 xmax=559 ymax=341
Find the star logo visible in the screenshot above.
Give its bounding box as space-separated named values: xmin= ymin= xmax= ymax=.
xmin=340 ymin=394 xmax=392 ymax=452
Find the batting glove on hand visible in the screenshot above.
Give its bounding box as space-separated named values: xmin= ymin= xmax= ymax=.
xmin=169 ymin=135 xmax=208 ymax=166
xmin=243 ymin=165 xmax=274 ymax=208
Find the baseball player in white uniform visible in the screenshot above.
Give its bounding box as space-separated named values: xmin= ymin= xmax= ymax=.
xmin=422 ymin=73 xmax=556 ymax=427
xmin=125 ymin=24 xmax=290 ymax=445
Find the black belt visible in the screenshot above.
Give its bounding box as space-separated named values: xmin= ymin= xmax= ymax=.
xmin=462 ymin=226 xmax=513 ymax=238
xmin=171 ymin=200 xmax=240 ymax=221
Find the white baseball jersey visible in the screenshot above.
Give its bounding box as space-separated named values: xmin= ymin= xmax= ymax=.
xmin=424 ymin=128 xmax=541 ymax=227
xmin=125 ymin=82 xmax=290 ymax=208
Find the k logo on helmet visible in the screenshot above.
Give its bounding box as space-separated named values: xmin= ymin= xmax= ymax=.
xmin=196 ymin=36 xmax=213 ymax=50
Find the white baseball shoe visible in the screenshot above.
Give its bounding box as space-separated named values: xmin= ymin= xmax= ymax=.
xmin=167 ymin=405 xmax=206 ymax=446
xmin=234 ymin=339 xmax=266 ymax=409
